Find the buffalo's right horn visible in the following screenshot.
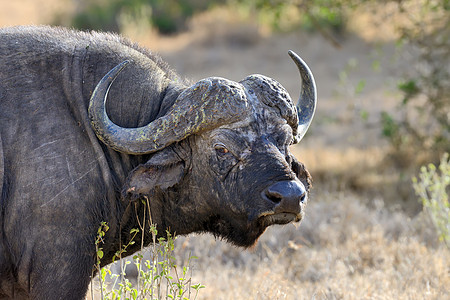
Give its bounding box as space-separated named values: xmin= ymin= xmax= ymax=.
xmin=288 ymin=50 xmax=317 ymax=143
xmin=89 ymin=62 xmax=249 ymax=154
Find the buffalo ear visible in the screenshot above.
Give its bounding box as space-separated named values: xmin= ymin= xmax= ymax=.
xmin=124 ymin=148 xmax=185 ymax=197
xmin=291 ymin=155 xmax=312 ymax=192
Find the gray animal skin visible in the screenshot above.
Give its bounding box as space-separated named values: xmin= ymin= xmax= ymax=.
xmin=0 ymin=26 xmax=316 ymax=299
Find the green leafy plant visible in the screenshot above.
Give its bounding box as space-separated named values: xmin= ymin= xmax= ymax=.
xmin=412 ymin=153 xmax=450 ymax=248
xmin=92 ymin=197 xmax=204 ymax=299
xmin=92 ymin=221 xmax=110 ymax=300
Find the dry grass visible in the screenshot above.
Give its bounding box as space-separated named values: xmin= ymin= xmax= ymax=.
xmin=2 ymin=2 xmax=449 ymax=299
xmin=175 ymin=191 xmax=449 ymax=299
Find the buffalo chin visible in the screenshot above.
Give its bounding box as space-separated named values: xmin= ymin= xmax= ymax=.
xmin=202 ymin=212 xmax=302 ymax=248
xmin=201 ymin=215 xmax=267 ymax=248
xmin=259 ymin=212 xmax=302 ymax=227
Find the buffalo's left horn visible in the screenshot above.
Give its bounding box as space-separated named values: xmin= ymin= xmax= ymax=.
xmin=288 ymin=50 xmax=317 ymax=143
xmin=89 ymin=61 xmax=248 ymax=154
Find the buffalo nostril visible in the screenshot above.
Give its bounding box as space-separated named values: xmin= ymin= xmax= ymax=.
xmin=265 ymin=189 xmax=283 ymax=204
xmin=263 ymin=180 xmax=306 ymax=214
xmin=300 ymin=191 xmax=307 ymax=203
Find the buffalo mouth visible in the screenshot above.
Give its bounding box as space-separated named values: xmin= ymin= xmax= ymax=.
xmin=259 ymin=212 xmax=302 ymax=227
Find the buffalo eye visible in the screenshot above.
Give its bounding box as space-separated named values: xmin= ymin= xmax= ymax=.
xmin=211 ymin=143 xmax=238 ymax=178
xmin=214 ymin=144 xmax=230 ymax=157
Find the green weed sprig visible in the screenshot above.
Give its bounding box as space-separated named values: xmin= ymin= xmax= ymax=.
xmin=413 ymin=153 xmax=450 ymax=248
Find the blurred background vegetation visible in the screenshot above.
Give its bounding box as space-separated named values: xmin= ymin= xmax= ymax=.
xmin=64 ymin=0 xmax=220 ymax=34
xmin=56 ymin=0 xmax=449 ymax=161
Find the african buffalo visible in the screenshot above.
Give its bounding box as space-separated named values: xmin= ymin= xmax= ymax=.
xmin=0 ymin=25 xmax=316 ymax=299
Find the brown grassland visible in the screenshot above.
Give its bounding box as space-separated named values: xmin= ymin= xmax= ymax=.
xmin=1 ymin=0 xmax=448 ymax=299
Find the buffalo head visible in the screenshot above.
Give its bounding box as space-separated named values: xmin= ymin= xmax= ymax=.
xmin=89 ymin=51 xmax=316 ymax=247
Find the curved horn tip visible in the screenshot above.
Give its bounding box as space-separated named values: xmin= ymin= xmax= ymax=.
xmin=108 ymin=60 xmax=131 ymax=79
xmin=288 ymin=50 xmax=314 ymax=76
xmin=287 ymin=50 xmax=317 ymax=143
xmin=92 ymin=60 xmax=132 ymax=94
xmin=288 ymin=50 xmax=300 ymax=62
xmin=89 ymin=59 xmax=134 ymax=153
